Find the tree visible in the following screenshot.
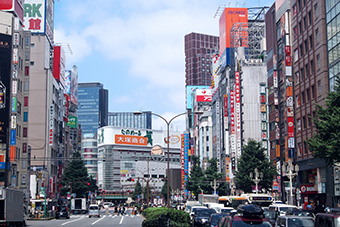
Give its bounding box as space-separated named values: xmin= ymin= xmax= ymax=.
xmin=307 ymin=76 xmax=340 ymax=166
xmin=234 ymin=139 xmax=277 ymax=193
xmin=202 ymin=158 xmax=224 ymax=194
xmin=133 ymin=180 xmax=142 ymax=201
xmin=186 ymin=156 xmax=205 ymax=197
xmin=60 ymin=152 xmax=92 ymax=197
xmin=161 ymin=180 xmax=171 ymax=204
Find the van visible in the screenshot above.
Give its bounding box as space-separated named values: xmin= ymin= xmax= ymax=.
xmin=88 ymin=204 xmax=100 ymax=218
xmin=268 ymin=204 xmax=297 ymax=216
xmin=315 ymin=211 xmax=340 ymax=227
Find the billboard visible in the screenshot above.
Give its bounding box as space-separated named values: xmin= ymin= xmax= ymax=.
xmin=195 ymin=88 xmax=212 ymax=102
xmin=0 ymin=0 xmax=24 ymax=22
xmin=70 ymin=66 xmax=78 ymax=105
xmin=0 ymin=34 xmax=11 ymax=144
xmin=186 ymin=85 xmax=210 ymax=109
xmin=219 ymin=7 xmax=248 ymax=53
xmin=53 ymin=46 xmax=66 ymax=88
xmin=64 ymin=70 xmax=71 ymax=95
xmin=23 ymin=0 xmax=54 ymax=43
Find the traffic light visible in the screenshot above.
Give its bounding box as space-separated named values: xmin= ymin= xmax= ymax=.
xmin=87 ymin=182 xmax=90 ymax=186
xmin=127 ymin=178 xmax=134 ymax=182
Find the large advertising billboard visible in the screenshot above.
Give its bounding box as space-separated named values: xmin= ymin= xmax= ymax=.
xmin=23 ymin=0 xmax=54 ymax=43
xmin=195 ymin=88 xmax=212 ymax=102
xmin=219 ymin=8 xmax=248 ymax=54
xmin=186 ymin=85 xmax=210 ymax=109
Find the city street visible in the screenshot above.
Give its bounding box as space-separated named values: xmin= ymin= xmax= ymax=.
xmin=26 ymin=213 xmax=144 ymax=227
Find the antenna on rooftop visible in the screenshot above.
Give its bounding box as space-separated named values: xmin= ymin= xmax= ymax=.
xmin=214 ymin=5 xmax=226 ymax=18
xmin=54 ymin=43 xmax=73 ymax=55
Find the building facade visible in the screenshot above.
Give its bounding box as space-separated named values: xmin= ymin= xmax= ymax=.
xmin=78 ymin=82 xmax=108 ymax=136
xmin=97 ymin=126 xmax=181 ymax=195
xmin=108 ymin=111 xmax=152 ymax=129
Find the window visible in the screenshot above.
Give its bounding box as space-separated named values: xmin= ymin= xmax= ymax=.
xmin=301 ymin=68 xmax=304 ymax=80
xmin=300 ymin=44 xmax=303 ymax=56
xmin=304 ymin=17 xmax=307 ymax=29
xmin=316 ymin=29 xmax=319 ymax=43
xmin=308 ymin=11 xmax=312 ymax=24
xmin=317 ymin=54 xmax=321 ymax=69
xmin=25 ymin=51 xmax=30 ymax=61
xmin=294 ymin=49 xmax=299 ymax=62
xmin=297 ymin=119 xmax=301 ymax=131
xmin=306 ymin=88 xmax=310 ymax=101
xmin=294 ymin=26 xmax=298 ymax=39
xmin=24 ymin=97 xmax=28 ymax=106
xmin=303 ymin=116 xmax=306 ymax=128
xmin=306 ymin=64 xmax=309 ymax=77
xmin=305 ymin=40 xmax=308 ymax=52
xmin=30 ymin=61 xmax=34 ymax=66
xmin=311 ymin=60 xmax=314 ymax=74
xmin=23 ymin=127 xmax=27 ymax=137
xmin=295 ymin=72 xmax=300 ymax=84
xmin=309 ymin=35 xmax=313 ymax=49
xmin=24 ymin=81 xmax=29 ymax=91
xmin=25 ymin=36 xmax=30 ymax=46
xmin=23 ymin=112 xmax=28 ymax=122
xmin=318 ymin=80 xmax=322 ymax=96
xmin=299 ymin=21 xmax=302 ymax=33
xmin=25 ymin=66 xmax=29 ymax=76
xmin=314 ymin=4 xmax=318 ymax=18
xmin=302 ymin=91 xmax=305 ymax=104
xmin=312 ymin=85 xmax=315 ymax=98
xmin=308 ymin=115 xmax=312 ymax=127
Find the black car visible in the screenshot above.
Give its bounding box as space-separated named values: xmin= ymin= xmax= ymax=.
xmin=56 ymin=205 xmax=70 ymax=219
xmin=192 ymin=208 xmax=216 ymax=227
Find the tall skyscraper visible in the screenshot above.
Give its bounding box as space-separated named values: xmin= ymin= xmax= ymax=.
xmin=78 ymin=83 xmax=108 ymax=136
xmin=184 ymin=32 xmax=219 ymax=86
xmin=108 ymin=112 xmax=152 ymax=129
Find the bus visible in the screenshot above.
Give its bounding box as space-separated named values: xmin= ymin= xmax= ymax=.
xmin=219 ymin=194 xmax=273 ymax=209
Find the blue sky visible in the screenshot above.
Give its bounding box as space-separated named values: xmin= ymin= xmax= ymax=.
xmin=54 ymin=0 xmax=273 ymax=131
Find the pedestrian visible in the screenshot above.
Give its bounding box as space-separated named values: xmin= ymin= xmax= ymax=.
xmin=118 ymin=207 xmax=121 ymax=215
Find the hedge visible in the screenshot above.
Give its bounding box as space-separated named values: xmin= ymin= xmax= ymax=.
xmin=142 ymin=207 xmax=191 ymax=227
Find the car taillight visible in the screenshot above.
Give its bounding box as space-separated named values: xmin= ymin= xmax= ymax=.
xmin=65 ymin=207 xmax=68 ymax=212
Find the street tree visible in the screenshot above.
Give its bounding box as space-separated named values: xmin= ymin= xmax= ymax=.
xmin=161 ymin=180 xmax=171 ymax=204
xmin=186 ymin=155 xmax=205 ymax=197
xmin=307 ymin=76 xmax=340 ymax=166
xmin=235 ymin=139 xmax=277 ymax=193
xmin=133 ymin=180 xmax=142 ymax=201
xmin=60 ymin=152 xmax=91 ymax=197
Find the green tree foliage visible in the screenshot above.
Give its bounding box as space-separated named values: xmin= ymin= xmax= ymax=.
xmin=307 ymin=76 xmax=340 ymax=166
xmin=161 ymin=180 xmax=171 ymax=203
xmin=235 ymin=139 xmax=277 ymax=193
xmin=133 ymin=180 xmax=142 ymax=201
xmin=202 ymin=158 xmax=225 ymax=194
xmin=142 ymin=207 xmax=190 ymax=227
xmin=60 ymin=152 xmax=92 ymax=197
xmin=186 ymin=156 xmax=205 ymax=197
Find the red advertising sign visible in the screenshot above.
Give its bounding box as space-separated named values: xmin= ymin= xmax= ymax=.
xmin=285 ymin=56 xmax=292 ymax=66
xmin=181 ymin=134 xmax=185 ymax=188
xmin=285 ymin=46 xmax=291 ymax=56
xmin=235 ymin=72 xmax=241 ymax=132
xmin=230 ymin=89 xmax=235 ymax=134
xmin=287 ymin=117 xmax=294 ymax=137
xmin=224 ymin=95 xmax=228 ymax=117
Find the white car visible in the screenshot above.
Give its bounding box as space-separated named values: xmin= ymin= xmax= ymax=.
xmin=269 ymin=204 xmax=298 ymax=216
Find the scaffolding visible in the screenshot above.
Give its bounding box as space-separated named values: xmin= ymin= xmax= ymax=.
xmin=229 ymin=7 xmax=269 ymax=62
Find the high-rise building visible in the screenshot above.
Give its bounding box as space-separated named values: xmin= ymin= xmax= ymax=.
xmin=184 ymin=32 xmax=219 ymax=86
xmin=78 ymin=83 xmax=108 ymax=136
xmin=265 ymin=0 xmax=334 ymax=208
xmin=108 ymin=112 xmax=152 ymax=129
xmin=0 ymin=10 xmax=31 ymax=200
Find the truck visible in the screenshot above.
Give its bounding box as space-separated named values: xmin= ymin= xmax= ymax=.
xmin=71 ymin=198 xmax=87 ymax=214
xmin=198 ymin=194 xmax=219 ymax=206
xmin=0 ymin=188 xmax=25 ymax=226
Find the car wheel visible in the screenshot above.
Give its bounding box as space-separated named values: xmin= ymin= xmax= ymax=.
xmin=89 ymin=216 xmax=91 ymax=218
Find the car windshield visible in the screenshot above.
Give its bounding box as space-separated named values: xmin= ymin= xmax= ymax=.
xmin=196 ymin=209 xmax=216 ymax=217
xmin=89 ymin=206 xmax=98 ymax=210
xmin=232 ymin=220 xmax=273 ymax=227
xmin=287 ymin=217 xmax=314 ymax=227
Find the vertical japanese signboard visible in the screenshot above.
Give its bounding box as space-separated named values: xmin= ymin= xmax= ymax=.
xmin=235 ymin=72 xmax=241 ymax=158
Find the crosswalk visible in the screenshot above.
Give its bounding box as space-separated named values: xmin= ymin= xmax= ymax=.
xmin=70 ymin=214 xmax=140 ymax=218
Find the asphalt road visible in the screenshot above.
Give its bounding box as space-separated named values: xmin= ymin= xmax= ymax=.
xmin=26 ymin=213 xmax=144 ymax=227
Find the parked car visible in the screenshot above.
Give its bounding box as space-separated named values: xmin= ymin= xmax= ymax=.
xmin=220 ymin=204 xmax=273 ymax=227
xmin=192 ymin=208 xmax=216 ymax=227
xmin=88 ymin=204 xmax=100 ymax=218
xmin=314 ymin=210 xmax=340 ymax=227
xmin=56 ymin=205 xmax=70 ymax=219
xmin=275 ymin=215 xmax=314 ymax=227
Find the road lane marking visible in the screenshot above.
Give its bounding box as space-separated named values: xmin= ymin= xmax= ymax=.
xmin=119 ymin=216 xmax=124 ymax=224
xmin=61 ymin=216 xmax=85 ymax=225
xmin=92 ymin=215 xmax=106 ymax=225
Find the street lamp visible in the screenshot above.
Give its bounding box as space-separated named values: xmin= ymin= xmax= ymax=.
xmin=134 ymin=111 xmax=202 ymax=207
xmin=250 ymin=168 xmax=263 ymax=194
xmin=282 ymin=160 xmax=299 ymax=205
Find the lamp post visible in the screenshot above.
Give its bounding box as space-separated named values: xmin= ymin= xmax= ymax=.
xmin=250 ymin=168 xmax=263 ymax=194
xmin=282 ymin=160 xmax=299 ymax=205
xmin=134 ymin=111 xmax=190 ymax=207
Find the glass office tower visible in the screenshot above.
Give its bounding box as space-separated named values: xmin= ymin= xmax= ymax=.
xmin=78 ymin=83 xmax=108 ymax=136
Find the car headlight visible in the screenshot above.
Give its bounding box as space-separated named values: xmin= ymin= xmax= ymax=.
xmin=200 ymin=218 xmax=207 ymax=223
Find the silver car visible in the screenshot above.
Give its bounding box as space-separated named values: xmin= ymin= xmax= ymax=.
xmin=275 ymin=215 xmax=314 ymax=227
xmin=88 ymin=205 xmax=100 ymax=218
